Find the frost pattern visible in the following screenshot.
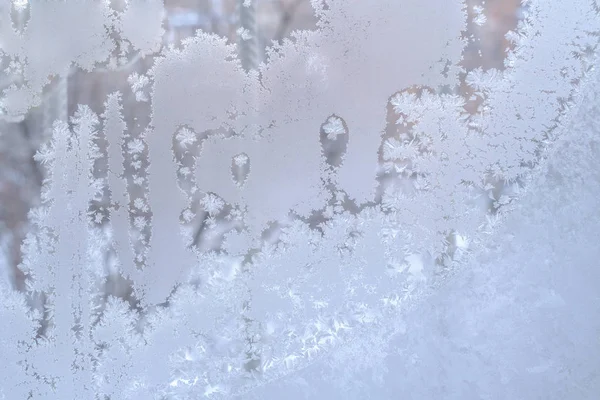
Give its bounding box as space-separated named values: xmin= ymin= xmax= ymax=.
xmin=0 ymin=0 xmax=164 ymax=120
xmin=247 ymin=56 xmax=600 ymax=400
xmin=1 ymin=0 xmax=599 ymax=398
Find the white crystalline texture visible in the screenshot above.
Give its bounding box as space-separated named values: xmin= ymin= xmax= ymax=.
xmin=0 ymin=0 xmax=164 ymax=119
xmin=0 ymin=1 xmax=113 ymax=117
xmin=322 ymin=116 xmax=346 ymax=140
xmin=236 ymin=26 xmax=253 ymax=41
xmin=0 ymin=0 xmax=599 ymax=399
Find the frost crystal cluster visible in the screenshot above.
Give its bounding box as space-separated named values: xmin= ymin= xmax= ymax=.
xmin=0 ymin=0 xmax=599 ymax=399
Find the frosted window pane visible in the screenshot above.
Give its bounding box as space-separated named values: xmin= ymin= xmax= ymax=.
xmin=0 ymin=1 xmax=599 ymax=398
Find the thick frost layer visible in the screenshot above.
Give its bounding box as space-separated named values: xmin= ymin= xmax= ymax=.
xmin=244 ymin=62 xmax=600 ymax=400
xmin=0 ymin=0 xmax=599 ymax=398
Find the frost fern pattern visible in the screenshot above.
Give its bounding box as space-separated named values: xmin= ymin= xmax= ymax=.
xmin=0 ymin=0 xmax=599 ymax=398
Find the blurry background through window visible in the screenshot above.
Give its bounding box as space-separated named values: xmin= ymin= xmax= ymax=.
xmin=0 ymin=0 xmax=522 ymax=293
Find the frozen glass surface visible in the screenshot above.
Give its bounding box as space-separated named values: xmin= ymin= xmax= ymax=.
xmin=0 ymin=1 xmax=599 ymax=398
